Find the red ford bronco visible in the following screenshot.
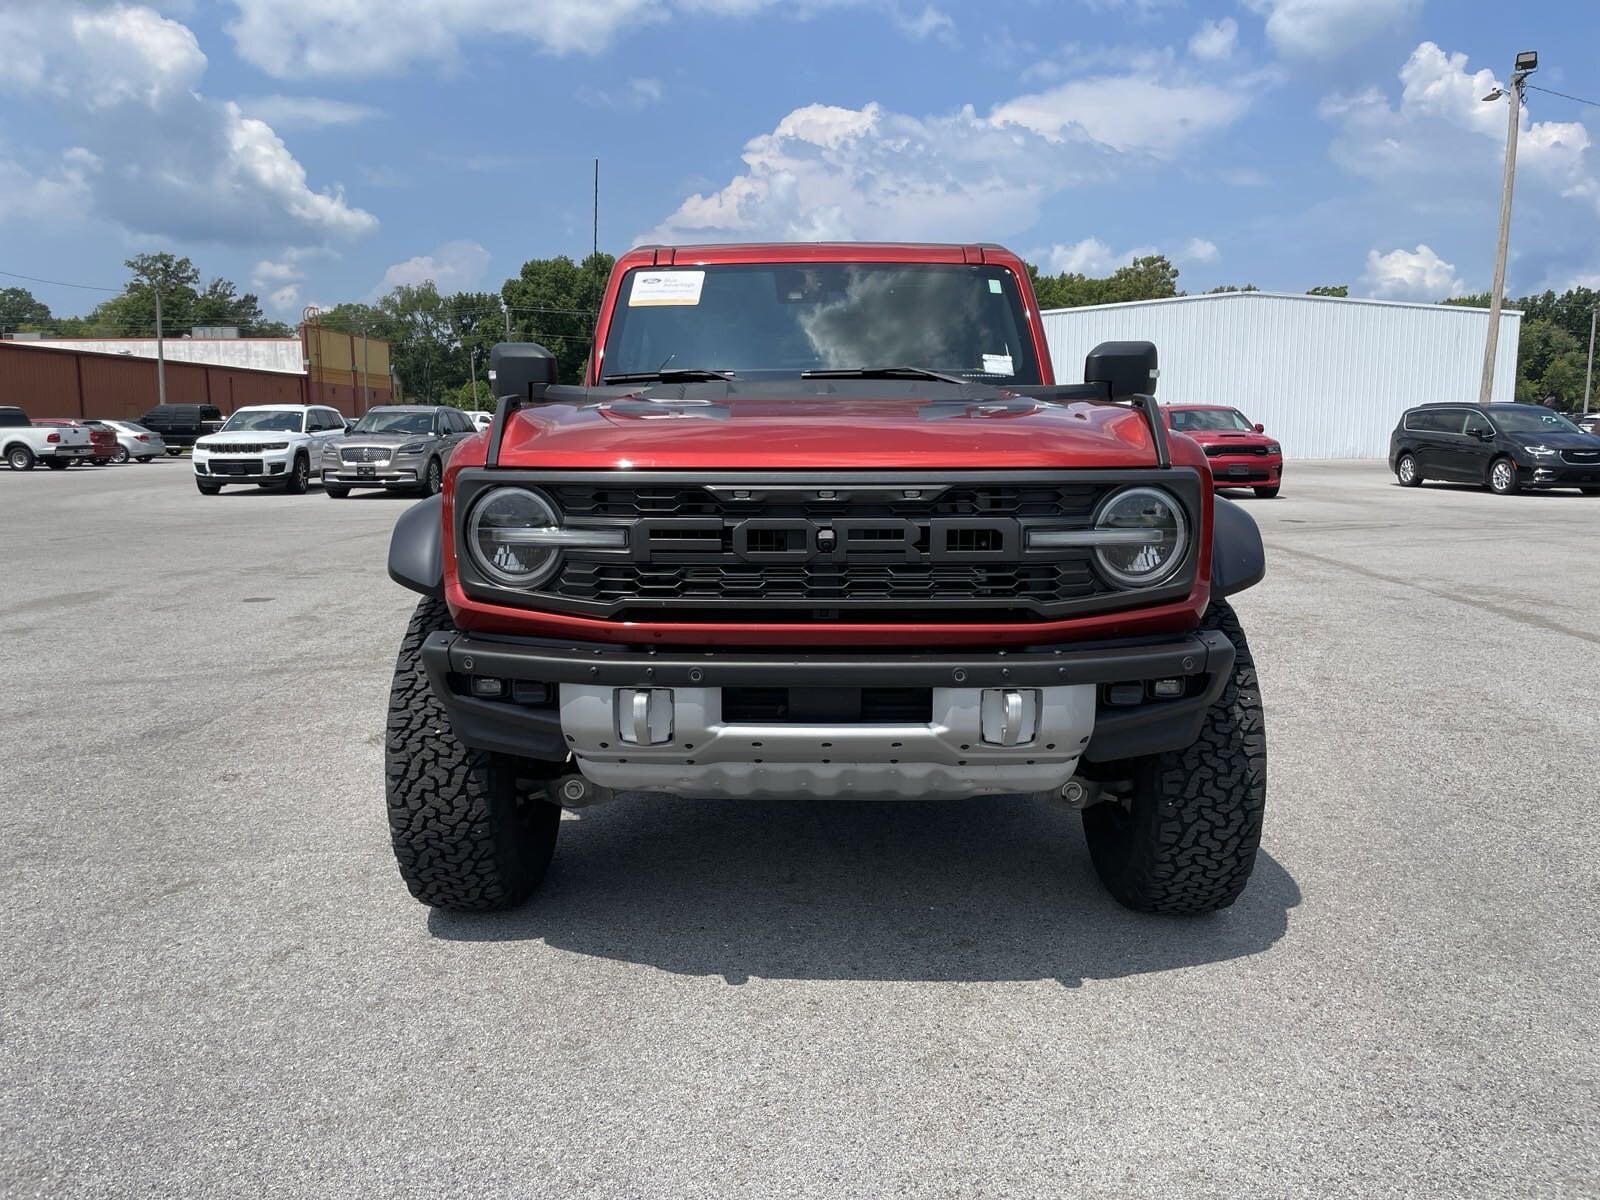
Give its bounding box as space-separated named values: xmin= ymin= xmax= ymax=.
xmin=385 ymin=243 xmax=1267 ymax=915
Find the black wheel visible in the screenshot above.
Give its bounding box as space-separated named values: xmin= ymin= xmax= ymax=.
xmin=1082 ymin=600 xmax=1266 ymax=915
xmin=166 ymin=447 xmax=182 ymax=457
xmin=423 ymin=457 xmax=443 ymax=496
xmin=44 ymin=458 xmax=70 ymax=470
xmin=7 ymin=445 xmax=35 ymax=470
xmin=386 ymin=596 xmax=562 ymax=911
xmin=114 ymin=447 xmax=130 ymax=464
xmin=195 ymin=479 xmax=222 ymax=495
xmin=283 ymin=454 xmax=310 ymax=495
xmin=1395 ymin=452 xmax=1422 ymax=487
xmin=325 ymin=485 xmax=351 ymax=499
xmin=1253 ymin=485 xmax=1280 ymax=499
xmin=1581 ymin=487 xmax=1600 ymax=497
xmin=92 ymin=458 xmax=110 ymax=466
xmin=1488 ymin=456 xmax=1518 ymax=495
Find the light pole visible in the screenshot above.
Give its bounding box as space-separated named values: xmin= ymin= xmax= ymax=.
xmin=153 ymin=285 xmax=167 ymax=406
xmin=1477 ymin=49 xmax=1538 ymax=407
xmin=1585 ymin=305 xmax=1596 ymax=416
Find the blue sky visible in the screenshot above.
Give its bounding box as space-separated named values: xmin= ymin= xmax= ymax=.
xmin=2 ymin=0 xmax=1598 ymax=322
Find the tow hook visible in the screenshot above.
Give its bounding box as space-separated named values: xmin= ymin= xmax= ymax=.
xmin=554 ymin=773 xmax=613 ymax=808
xmin=1059 ymin=779 xmax=1091 ymax=808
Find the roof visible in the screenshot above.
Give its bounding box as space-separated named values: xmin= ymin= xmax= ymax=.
xmin=1041 ymin=290 xmax=1523 ymax=318
xmin=617 ymin=242 xmax=1023 ymax=267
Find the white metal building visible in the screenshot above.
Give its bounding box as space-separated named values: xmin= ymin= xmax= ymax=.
xmin=13 ymin=336 xmax=306 ymax=374
xmin=1040 ymin=292 xmax=1522 ymax=459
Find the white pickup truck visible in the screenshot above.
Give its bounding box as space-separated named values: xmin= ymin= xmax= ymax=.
xmin=1 ymin=406 xmax=95 ymax=470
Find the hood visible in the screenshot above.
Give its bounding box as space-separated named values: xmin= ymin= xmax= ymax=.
xmin=199 ymin=428 xmax=305 ymax=445
xmin=495 ymin=385 xmax=1159 ymax=469
xmin=1171 ymin=427 xmax=1273 ymax=447
xmin=1504 ymin=428 xmax=1600 ymax=450
xmin=333 ymin=431 xmax=432 ymax=447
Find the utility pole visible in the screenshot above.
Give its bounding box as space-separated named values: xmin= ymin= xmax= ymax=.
xmin=469 ymin=348 xmax=480 ymax=409
xmin=1478 ymin=51 xmax=1538 ymax=406
xmin=504 ymin=303 xmax=512 ymax=339
xmin=360 ymin=323 xmax=370 ymax=414
xmin=154 ymin=285 xmax=167 ymax=406
xmin=593 ymin=158 xmax=600 ymax=260
xmin=1585 ymin=305 xmax=1596 ymax=416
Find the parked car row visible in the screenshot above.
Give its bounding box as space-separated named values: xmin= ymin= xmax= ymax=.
xmin=2 ymin=406 xmax=168 ymax=469
xmin=192 ymin=403 xmax=486 ymax=497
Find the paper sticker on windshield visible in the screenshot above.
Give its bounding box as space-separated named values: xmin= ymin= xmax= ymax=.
xmin=629 ymin=270 xmax=705 ymax=307
xmin=981 ymin=353 xmax=1014 ymax=376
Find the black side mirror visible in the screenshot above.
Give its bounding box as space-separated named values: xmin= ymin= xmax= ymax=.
xmin=489 ymin=342 xmax=558 ymax=402
xmin=1084 ymin=341 xmax=1158 ymax=398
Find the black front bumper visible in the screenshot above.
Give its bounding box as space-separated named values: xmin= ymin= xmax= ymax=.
xmin=421 ymin=628 xmax=1236 ymax=766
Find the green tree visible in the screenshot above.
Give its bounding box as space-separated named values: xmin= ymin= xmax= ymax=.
xmin=500 ymin=252 xmax=613 ymax=384
xmin=1028 ymin=254 xmax=1181 ymax=310
xmin=0 ymin=286 xmax=52 ymax=332
xmin=1306 ymin=285 xmax=1349 ymax=297
xmin=1207 ymin=284 xmax=1259 ymax=294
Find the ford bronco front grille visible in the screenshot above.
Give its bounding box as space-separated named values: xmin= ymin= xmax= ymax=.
xmin=453 ymin=469 xmax=1202 ymax=623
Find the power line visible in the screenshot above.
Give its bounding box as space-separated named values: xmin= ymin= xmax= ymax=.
xmin=1525 ymin=83 xmax=1600 ymax=110
xmin=0 ymin=268 xmax=121 ymax=292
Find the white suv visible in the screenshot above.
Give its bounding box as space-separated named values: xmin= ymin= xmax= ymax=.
xmin=192 ymin=405 xmax=347 ymax=495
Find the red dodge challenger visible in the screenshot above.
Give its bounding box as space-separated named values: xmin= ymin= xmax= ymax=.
xmin=1163 ymin=405 xmax=1283 ymax=498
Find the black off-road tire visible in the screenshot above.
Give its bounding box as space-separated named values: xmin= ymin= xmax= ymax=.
xmin=1082 ymin=599 xmax=1266 ymax=915
xmin=386 ymin=596 xmax=562 ymax=912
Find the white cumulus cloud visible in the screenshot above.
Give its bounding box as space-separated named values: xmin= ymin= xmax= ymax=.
xmin=1188 ymin=17 xmax=1237 ymax=61
xmin=641 ymin=64 xmax=1254 ymax=245
xmin=1244 ymin=0 xmax=1421 ymax=61
xmin=0 ymin=3 xmax=375 ymax=246
xmin=373 ymin=241 xmax=492 ymax=296
xmin=1362 ymin=244 xmax=1463 ymax=300
xmin=237 ymin=95 xmax=383 ymax=129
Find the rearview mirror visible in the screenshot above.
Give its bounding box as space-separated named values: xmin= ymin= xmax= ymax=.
xmin=1084 ymin=341 xmax=1158 ymax=398
xmin=489 ymin=342 xmax=558 ymax=402
xmin=1253 ymin=423 xmax=1265 ymax=433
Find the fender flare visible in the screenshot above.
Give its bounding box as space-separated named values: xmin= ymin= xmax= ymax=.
xmin=389 ymin=493 xmax=444 ymax=598
xmin=1211 ymin=495 xmax=1265 ymax=597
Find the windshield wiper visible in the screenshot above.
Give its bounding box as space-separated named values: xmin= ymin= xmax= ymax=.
xmin=601 ymin=367 xmax=735 ymax=384
xmin=801 ymin=366 xmax=977 ymax=386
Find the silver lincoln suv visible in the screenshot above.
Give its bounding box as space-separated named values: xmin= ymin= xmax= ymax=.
xmin=322 ymin=405 xmax=477 ymax=498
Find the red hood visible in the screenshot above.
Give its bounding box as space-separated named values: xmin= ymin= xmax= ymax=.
xmin=494 ymin=392 xmax=1160 ymax=470
xmin=1174 ymin=428 xmax=1274 ymax=448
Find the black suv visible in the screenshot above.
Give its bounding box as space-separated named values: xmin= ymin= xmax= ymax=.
xmin=1389 ymin=403 xmax=1600 ymax=495
xmin=139 ymin=403 xmax=225 ymax=455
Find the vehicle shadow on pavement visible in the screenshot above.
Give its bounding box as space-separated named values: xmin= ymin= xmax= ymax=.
xmin=427 ymin=795 xmax=1300 ymax=985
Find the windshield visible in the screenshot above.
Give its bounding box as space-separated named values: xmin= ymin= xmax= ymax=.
xmin=1490 ymin=407 xmax=1582 ymax=435
xmin=221 ymin=410 xmax=305 ymax=433
xmin=353 ymin=409 xmax=434 ymax=435
xmin=600 ymin=263 xmax=1042 ymax=384
xmin=1168 ymin=408 xmax=1254 ymax=432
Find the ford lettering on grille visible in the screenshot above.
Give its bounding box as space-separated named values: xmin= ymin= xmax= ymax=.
xmin=634 ymin=518 xmax=1019 ymax=564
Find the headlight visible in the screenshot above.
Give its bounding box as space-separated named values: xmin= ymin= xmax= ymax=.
xmin=1091 ymin=486 xmax=1188 ymax=589
xmin=396 ymin=441 xmax=427 ymax=455
xmin=467 ymin=488 xmax=564 ymax=587
xmin=1525 ymin=444 xmax=1556 ymax=457
xmin=1266 ymin=442 xmax=1281 ymax=455
xmin=465 ymin=487 xmax=627 ymax=589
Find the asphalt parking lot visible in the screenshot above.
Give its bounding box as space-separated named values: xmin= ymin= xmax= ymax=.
xmin=2 ymin=459 xmax=1597 ymax=1198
